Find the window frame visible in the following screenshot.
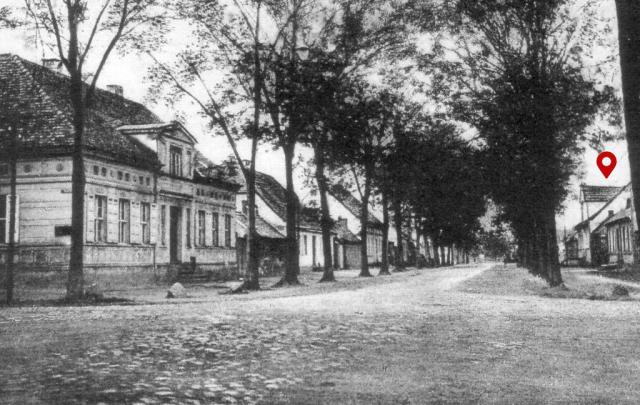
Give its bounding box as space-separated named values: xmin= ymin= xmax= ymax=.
xmin=197 ymin=210 xmax=206 ymax=246
xmin=118 ymin=199 xmax=131 ymax=244
xmin=141 ymin=202 xmax=151 ymax=244
xmin=224 ymin=214 xmax=231 ymax=247
xmin=169 ymin=145 xmax=183 ymax=177
xmin=95 ymin=195 xmax=107 ymax=242
xmin=212 ymin=212 xmax=219 ymax=247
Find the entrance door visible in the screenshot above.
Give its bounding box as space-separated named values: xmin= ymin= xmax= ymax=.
xmin=170 ymin=206 xmax=181 ymax=263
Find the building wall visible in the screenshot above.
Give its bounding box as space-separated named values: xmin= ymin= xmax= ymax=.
xmin=299 ymin=230 xmax=335 ymax=268
xmin=0 ymin=155 xmax=238 ymax=289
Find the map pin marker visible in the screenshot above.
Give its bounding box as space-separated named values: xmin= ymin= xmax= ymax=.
xmin=597 ymin=151 xmax=617 ymax=179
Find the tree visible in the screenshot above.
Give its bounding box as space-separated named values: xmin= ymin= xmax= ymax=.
xmin=149 ymin=0 xmax=278 ymax=290
xmin=406 ymin=119 xmax=486 ymax=267
xmin=329 ymin=81 xmax=393 ymax=277
xmin=291 ymin=0 xmax=416 ymax=282
xmin=615 ymin=1 xmax=640 ymax=237
xmin=24 ymin=0 xmax=165 ymax=300
xmin=442 ymin=0 xmax=617 ymax=285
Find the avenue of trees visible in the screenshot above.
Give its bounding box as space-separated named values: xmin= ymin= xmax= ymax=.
xmin=1 ymin=0 xmax=632 ymax=301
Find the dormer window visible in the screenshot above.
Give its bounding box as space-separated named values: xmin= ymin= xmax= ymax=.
xmin=170 ymin=146 xmax=183 ymax=177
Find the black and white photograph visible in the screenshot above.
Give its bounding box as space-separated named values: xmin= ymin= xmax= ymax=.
xmin=1 ymin=0 xmax=640 ymax=403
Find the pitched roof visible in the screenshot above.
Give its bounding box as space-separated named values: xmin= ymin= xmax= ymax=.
xmin=601 ymin=208 xmax=633 ymax=228
xmin=328 ymin=183 xmax=383 ymax=228
xmin=0 ymin=54 xmax=159 ymax=168
xmin=236 ymin=212 xmax=285 ymax=239
xmin=581 ymin=184 xmax=624 ymax=203
xmin=575 ymin=183 xmax=632 ymax=231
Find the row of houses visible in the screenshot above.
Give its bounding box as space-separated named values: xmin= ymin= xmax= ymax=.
xmin=0 ymin=53 xmax=409 ymax=290
xmin=563 ymin=183 xmax=637 ymax=267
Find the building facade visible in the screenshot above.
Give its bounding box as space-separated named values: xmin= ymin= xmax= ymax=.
xmin=0 ymin=54 xmax=239 ymax=290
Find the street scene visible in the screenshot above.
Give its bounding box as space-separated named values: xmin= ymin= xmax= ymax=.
xmin=4 ymin=0 xmax=640 ymax=403
xmin=4 ymin=264 xmax=640 ymax=404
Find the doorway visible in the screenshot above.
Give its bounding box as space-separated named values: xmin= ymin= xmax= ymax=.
xmin=170 ymin=206 xmax=181 ymax=263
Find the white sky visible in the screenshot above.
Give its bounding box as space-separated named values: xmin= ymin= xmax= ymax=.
xmin=0 ymin=0 xmax=629 ymax=231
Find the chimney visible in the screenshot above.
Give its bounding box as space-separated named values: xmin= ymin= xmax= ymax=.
xmin=42 ymin=58 xmax=64 ymax=74
xmin=106 ymin=84 xmax=124 ymax=97
xmin=609 ymin=210 xmax=614 ymax=217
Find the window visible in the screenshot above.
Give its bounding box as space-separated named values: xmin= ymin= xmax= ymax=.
xmin=161 ymin=205 xmax=166 ymax=246
xmin=141 ymin=202 xmax=150 ymax=244
xmin=197 ymin=211 xmax=206 ymax=246
xmin=125 ymin=173 xmax=130 ymax=182
xmin=146 ymin=177 xmax=151 ymax=186
xmin=95 ymin=196 xmax=107 ymax=242
xmin=224 ymin=214 xmax=231 ymax=247
xmin=170 ymin=146 xmax=182 ymax=176
xmin=212 ymin=212 xmax=219 ymax=246
xmin=118 ymin=199 xmax=130 ymax=243
xmin=0 ymin=164 xmax=8 ymax=176
xmin=139 ymin=175 xmax=144 ymax=184
xmin=186 ymin=208 xmax=192 ymax=248
xmin=101 ymin=167 xmax=107 ymax=177
xmin=93 ymin=165 xmax=99 ymax=175
xmin=118 ymin=171 xmax=123 ymax=180
xmin=0 ymin=195 xmax=5 ymax=244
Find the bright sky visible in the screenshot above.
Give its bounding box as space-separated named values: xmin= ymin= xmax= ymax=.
xmin=0 ymin=0 xmax=629 ymax=231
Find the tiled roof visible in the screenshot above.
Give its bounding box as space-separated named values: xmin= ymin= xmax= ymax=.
xmin=218 ymin=159 xmax=323 ymax=230
xmin=0 ymin=54 xmax=159 ymax=167
xmin=601 ymin=208 xmax=633 ymax=228
xmin=328 ymin=183 xmax=383 ymax=228
xmin=236 ymin=212 xmax=285 ymax=239
xmin=581 ymin=184 xmax=624 ymax=203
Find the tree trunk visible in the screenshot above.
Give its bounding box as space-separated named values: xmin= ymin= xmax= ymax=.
xmin=244 ymin=145 xmax=260 ymax=290
xmin=393 ymin=197 xmax=404 ymax=271
xmin=243 ymin=22 xmax=263 ymax=291
xmin=5 ymin=122 xmax=17 ymax=304
xmin=616 ymin=0 xmax=640 ymax=235
xmin=378 ymin=192 xmax=391 ymax=276
xmin=315 ymin=140 xmax=335 ymax=283
xmin=279 ymin=142 xmax=300 ymax=285
xmin=66 ymin=72 xmax=86 ymax=300
xmin=359 ymin=173 xmax=372 ymax=277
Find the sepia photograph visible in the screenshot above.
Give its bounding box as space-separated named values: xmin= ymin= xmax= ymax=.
xmin=1 ymin=0 xmax=640 ymax=403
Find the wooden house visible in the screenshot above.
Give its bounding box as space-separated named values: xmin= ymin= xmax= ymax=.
xmin=0 ymin=54 xmax=239 ymax=290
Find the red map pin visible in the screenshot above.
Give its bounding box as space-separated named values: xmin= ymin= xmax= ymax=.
xmin=597 ymin=151 xmax=617 ymax=179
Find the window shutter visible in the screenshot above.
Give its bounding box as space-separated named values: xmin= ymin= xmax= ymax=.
xmin=86 ymin=195 xmax=95 ymax=242
xmin=107 ymin=198 xmax=118 ymax=242
xmin=230 ymin=212 xmax=236 ymax=248
xmin=205 ymin=211 xmax=213 ymax=246
xmin=150 ymin=203 xmax=158 ymax=244
xmin=7 ymin=195 xmax=19 ymax=243
xmin=130 ymin=201 xmax=141 ymax=244
xmin=4 ymin=195 xmax=9 ymax=243
xmin=219 ymin=212 xmax=225 ymax=247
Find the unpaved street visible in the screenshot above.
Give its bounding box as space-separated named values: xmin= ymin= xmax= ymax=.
xmin=3 ymin=264 xmax=640 ymax=404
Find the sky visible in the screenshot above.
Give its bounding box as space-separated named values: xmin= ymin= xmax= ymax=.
xmin=0 ymin=0 xmax=629 ymax=231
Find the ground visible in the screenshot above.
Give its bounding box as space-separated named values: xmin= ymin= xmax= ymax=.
xmin=3 ymin=264 xmax=640 ymax=404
